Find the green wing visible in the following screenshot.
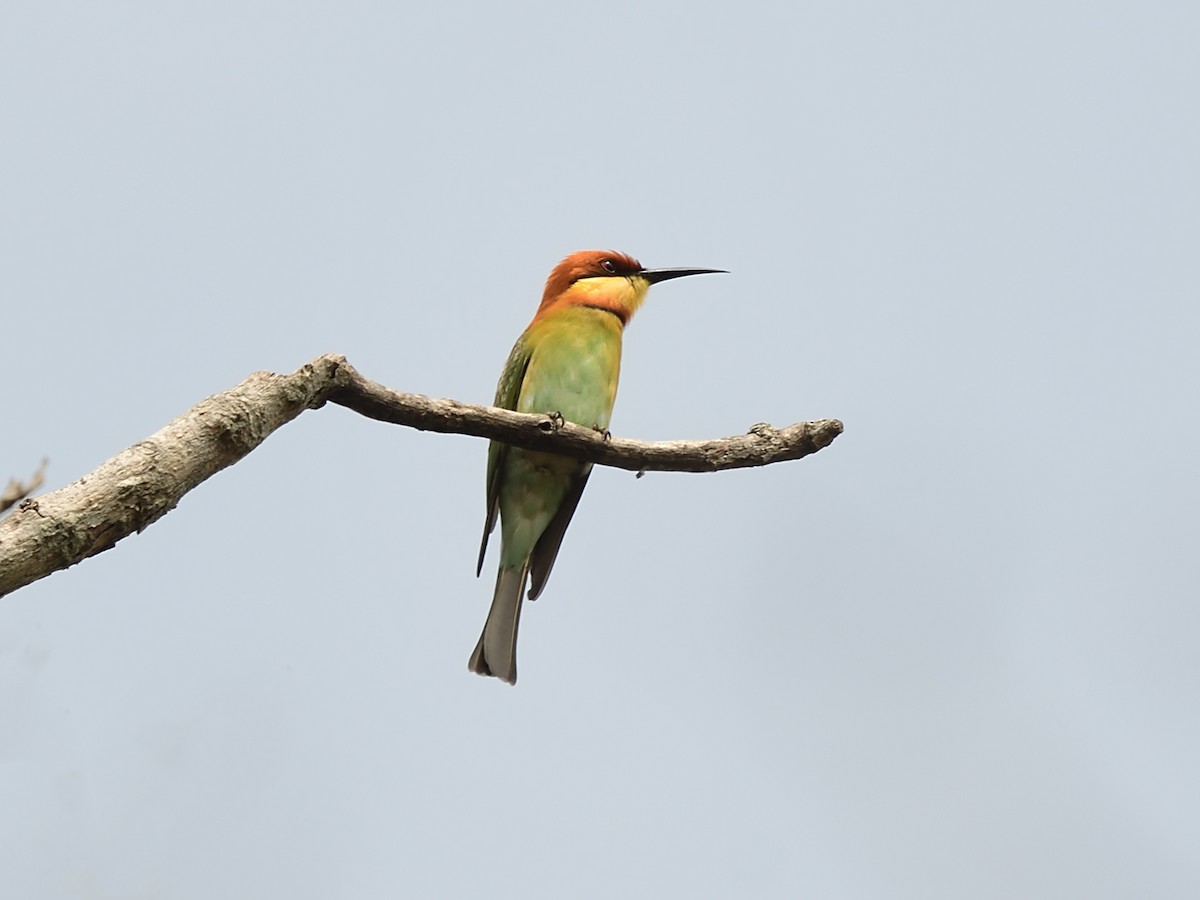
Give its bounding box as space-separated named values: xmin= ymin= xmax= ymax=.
xmin=527 ymin=464 xmax=591 ymax=600
xmin=476 ymin=336 xmax=532 ymax=575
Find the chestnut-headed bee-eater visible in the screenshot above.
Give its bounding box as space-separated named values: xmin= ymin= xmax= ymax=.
xmin=470 ymin=250 xmax=726 ymax=683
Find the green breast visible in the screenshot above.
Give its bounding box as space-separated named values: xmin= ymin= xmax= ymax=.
xmin=517 ymin=307 xmax=624 ymax=431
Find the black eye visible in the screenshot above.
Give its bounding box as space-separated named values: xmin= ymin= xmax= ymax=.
xmin=601 ymin=259 xmax=617 ymax=274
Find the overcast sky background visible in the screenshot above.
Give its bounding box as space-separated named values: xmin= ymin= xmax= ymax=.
xmin=3 ymin=2 xmax=1198 ymax=898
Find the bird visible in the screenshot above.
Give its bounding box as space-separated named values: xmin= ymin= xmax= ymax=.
xmin=470 ymin=250 xmax=726 ymax=684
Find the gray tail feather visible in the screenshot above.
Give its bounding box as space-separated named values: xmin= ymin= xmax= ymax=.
xmin=468 ymin=564 xmax=527 ymax=685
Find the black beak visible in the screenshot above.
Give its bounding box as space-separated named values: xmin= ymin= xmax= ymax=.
xmin=639 ymin=267 xmax=728 ymax=285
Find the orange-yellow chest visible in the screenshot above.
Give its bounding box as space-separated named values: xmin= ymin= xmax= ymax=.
xmin=516 ymin=306 xmax=625 ymax=431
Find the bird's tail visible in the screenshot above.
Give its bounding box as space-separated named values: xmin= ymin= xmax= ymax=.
xmin=468 ymin=564 xmax=528 ymax=685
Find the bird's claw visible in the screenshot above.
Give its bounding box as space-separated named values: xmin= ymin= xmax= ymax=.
xmin=539 ymin=411 xmax=566 ymax=433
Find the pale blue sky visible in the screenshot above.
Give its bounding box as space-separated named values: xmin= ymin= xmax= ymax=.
xmin=3 ymin=2 xmax=1198 ymax=898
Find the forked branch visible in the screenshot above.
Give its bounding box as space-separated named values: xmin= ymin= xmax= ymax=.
xmin=0 ymin=354 xmax=842 ymax=597
xmin=1 ymin=460 xmax=47 ymax=514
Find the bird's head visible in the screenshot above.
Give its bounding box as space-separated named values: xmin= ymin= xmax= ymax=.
xmin=531 ymin=250 xmax=725 ymax=326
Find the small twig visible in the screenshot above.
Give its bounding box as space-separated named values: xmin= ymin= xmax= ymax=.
xmin=1 ymin=459 xmax=48 ymax=513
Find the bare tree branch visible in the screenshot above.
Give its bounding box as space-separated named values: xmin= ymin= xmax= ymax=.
xmin=1 ymin=459 xmax=48 ymax=514
xmin=0 ymin=354 xmax=842 ymax=598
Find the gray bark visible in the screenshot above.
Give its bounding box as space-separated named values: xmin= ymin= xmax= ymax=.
xmin=0 ymin=354 xmax=842 ymax=597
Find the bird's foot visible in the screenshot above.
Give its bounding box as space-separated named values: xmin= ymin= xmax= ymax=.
xmin=539 ymin=411 xmax=566 ymax=433
xmin=591 ymin=424 xmax=612 ymax=442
